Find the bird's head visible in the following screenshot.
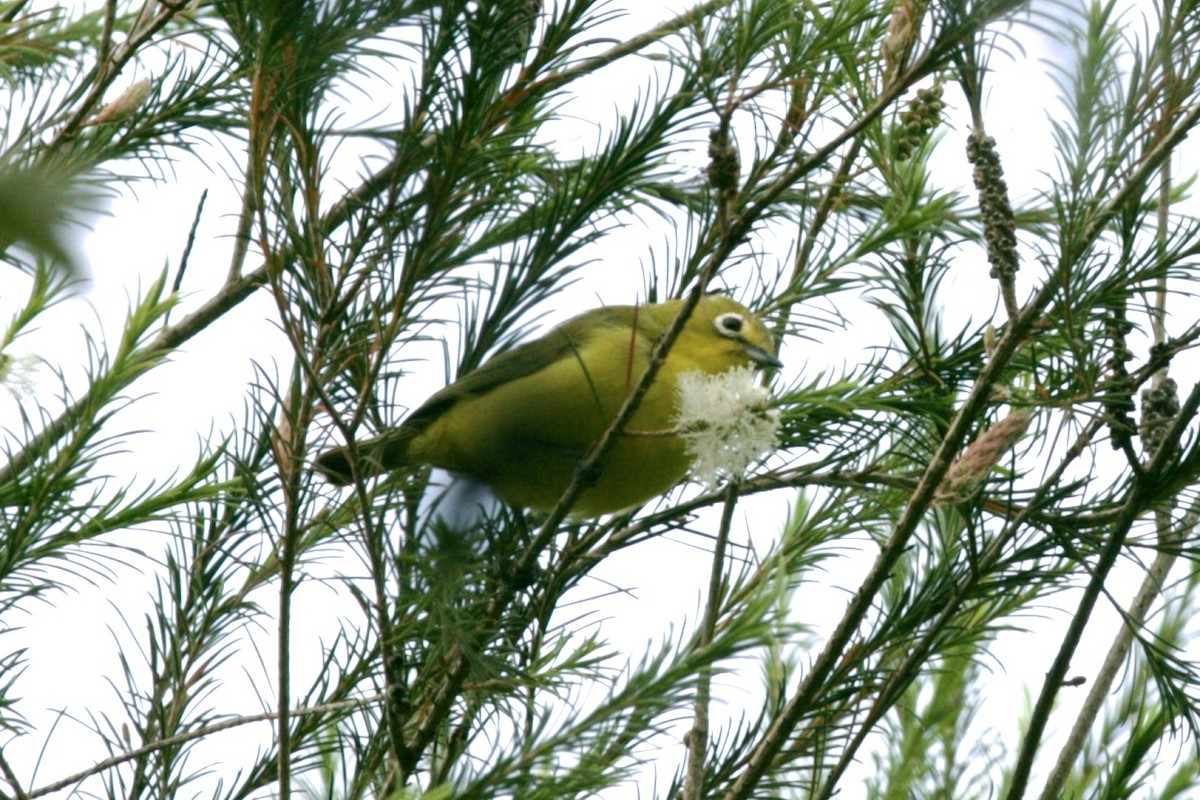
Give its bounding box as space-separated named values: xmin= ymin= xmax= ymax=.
xmin=676 ymin=295 xmax=782 ymax=372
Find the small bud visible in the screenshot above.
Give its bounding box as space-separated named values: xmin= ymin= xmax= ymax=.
xmin=934 ymin=411 xmax=1031 ymax=505
xmin=983 ymin=323 xmax=996 ymax=358
xmin=891 ymin=81 xmax=944 ymax=161
xmin=1101 ymin=301 xmax=1136 ymax=448
xmin=1140 ymin=378 xmax=1180 ymax=457
xmin=882 ymin=0 xmax=927 ymax=83
xmin=966 ymin=131 xmax=1019 ymax=281
xmin=706 ymin=128 xmax=740 ymax=194
xmin=89 ymin=78 xmax=152 ymax=125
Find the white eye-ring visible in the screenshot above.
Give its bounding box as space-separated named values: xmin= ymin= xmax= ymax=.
xmin=715 ymin=312 xmax=745 ymax=337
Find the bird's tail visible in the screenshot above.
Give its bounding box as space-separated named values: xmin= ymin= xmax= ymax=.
xmin=314 ymin=428 xmax=416 ymax=486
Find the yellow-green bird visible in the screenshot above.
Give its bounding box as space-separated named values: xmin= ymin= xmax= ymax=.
xmin=316 ymin=295 xmax=781 ymax=515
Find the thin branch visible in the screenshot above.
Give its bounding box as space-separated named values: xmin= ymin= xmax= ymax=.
xmin=685 ymin=482 xmax=739 ymax=800
xmin=0 ymin=1 xmax=32 ymax=24
xmin=0 ymin=266 xmax=264 ymax=485
xmin=97 ymin=0 xmax=117 ymax=71
xmin=1036 ymin=512 xmax=1188 ymax=800
xmin=722 ymin=274 xmax=1059 ymax=800
xmin=1005 ymin=380 xmax=1200 ymax=800
xmin=27 ymin=695 xmax=382 ymax=800
xmin=0 ymin=750 xmax=28 ymax=800
xmin=525 ymin=0 xmax=734 ymax=97
xmin=163 ymin=188 xmax=208 ymax=327
xmin=788 ymin=138 xmax=863 ymax=287
xmin=1037 ymin=19 xmax=1187 ymax=788
xmin=814 ymin=411 xmax=1108 ymax=799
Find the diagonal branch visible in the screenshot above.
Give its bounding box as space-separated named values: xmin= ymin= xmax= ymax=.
xmin=25 ymin=694 xmax=382 ymax=800
xmin=1004 ymin=380 xmax=1200 ymax=800
xmin=721 ymin=277 xmax=1056 ymax=800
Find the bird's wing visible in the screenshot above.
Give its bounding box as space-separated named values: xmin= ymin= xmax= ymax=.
xmin=402 ymin=305 xmax=637 ymax=432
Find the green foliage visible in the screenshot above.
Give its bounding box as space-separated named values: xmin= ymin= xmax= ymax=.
xmin=3 ymin=0 xmax=1200 ymax=799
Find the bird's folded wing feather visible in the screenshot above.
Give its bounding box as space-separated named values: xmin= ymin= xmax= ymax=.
xmin=402 ymin=305 xmax=636 ymax=433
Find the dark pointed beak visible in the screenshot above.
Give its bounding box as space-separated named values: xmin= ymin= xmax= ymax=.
xmin=744 ymin=343 xmax=783 ymax=369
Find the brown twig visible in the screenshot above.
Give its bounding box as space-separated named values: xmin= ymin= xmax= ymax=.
xmin=812 ymin=410 xmax=1107 ymax=799
xmin=27 ymin=695 xmax=382 ymax=799
xmin=684 ymin=482 xmax=740 ymax=800
xmin=721 ymin=267 xmax=1056 ymax=800
xmin=1005 ymin=380 xmax=1200 ymax=800
xmin=0 ymin=750 xmax=29 ymax=800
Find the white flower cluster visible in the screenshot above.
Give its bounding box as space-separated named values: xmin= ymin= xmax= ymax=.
xmin=0 ymin=352 xmax=39 ymax=399
xmin=674 ymin=365 xmax=781 ymax=490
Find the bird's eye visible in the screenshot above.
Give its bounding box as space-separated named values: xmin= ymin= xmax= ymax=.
xmin=715 ymin=312 xmax=745 ymax=337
